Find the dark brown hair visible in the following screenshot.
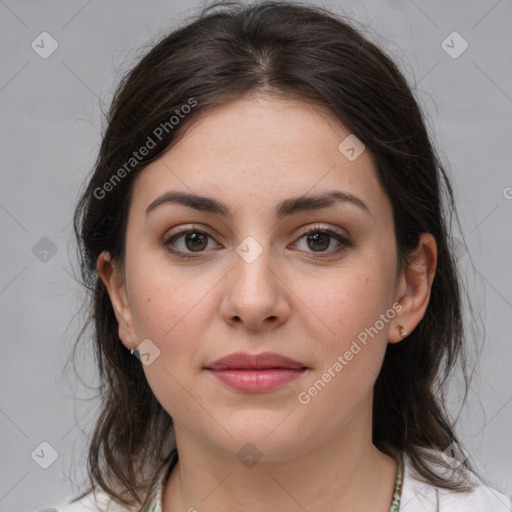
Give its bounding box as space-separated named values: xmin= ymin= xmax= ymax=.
xmin=70 ymin=0 xmax=485 ymax=508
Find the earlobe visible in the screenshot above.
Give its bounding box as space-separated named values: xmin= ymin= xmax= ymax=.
xmin=390 ymin=233 xmax=437 ymax=343
xmin=96 ymin=251 xmax=135 ymax=350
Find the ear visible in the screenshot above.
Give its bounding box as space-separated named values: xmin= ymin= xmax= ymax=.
xmin=389 ymin=233 xmax=437 ymax=343
xmin=96 ymin=250 xmax=136 ymax=351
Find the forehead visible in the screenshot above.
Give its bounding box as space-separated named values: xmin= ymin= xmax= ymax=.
xmin=168 ymin=94 xmax=356 ymax=164
xmin=129 ymin=94 xmax=390 ymax=222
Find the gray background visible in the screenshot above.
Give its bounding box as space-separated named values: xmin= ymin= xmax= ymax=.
xmin=0 ymin=0 xmax=511 ymax=510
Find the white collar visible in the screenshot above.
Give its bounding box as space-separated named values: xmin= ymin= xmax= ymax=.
xmin=51 ymin=449 xmax=511 ymax=511
xmin=400 ymin=450 xmax=512 ymax=511
xmin=148 ymin=449 xmax=512 ymax=511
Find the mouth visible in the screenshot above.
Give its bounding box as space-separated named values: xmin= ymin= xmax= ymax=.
xmin=204 ymin=351 xmax=307 ymax=371
xmin=204 ymin=351 xmax=308 ymax=393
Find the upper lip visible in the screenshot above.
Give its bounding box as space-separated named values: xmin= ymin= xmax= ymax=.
xmin=205 ymin=351 xmax=307 ymax=371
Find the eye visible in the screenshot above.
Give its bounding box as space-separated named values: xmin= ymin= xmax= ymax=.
xmin=163 ymin=226 xmax=219 ymax=258
xmin=292 ymin=226 xmax=352 ymax=257
xmin=163 ymin=224 xmax=352 ymax=259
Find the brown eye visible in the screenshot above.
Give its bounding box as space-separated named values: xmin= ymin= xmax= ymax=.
xmin=306 ymin=232 xmax=330 ymax=251
xmin=293 ymin=227 xmax=352 ymax=257
xmin=164 ymin=229 xmax=216 ymax=257
xmin=163 ymin=225 xmax=351 ymax=260
xmin=182 ymin=232 xmax=208 ymax=251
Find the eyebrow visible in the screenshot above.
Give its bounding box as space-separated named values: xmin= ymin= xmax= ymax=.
xmin=145 ymin=190 xmax=372 ymax=219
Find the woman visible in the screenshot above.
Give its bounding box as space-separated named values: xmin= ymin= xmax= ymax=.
xmin=36 ymin=1 xmax=512 ymax=511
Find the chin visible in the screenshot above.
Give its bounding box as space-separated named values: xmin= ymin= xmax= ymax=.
xmin=210 ymin=420 xmax=313 ymax=463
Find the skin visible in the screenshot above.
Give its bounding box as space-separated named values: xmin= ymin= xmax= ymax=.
xmin=98 ymin=93 xmax=437 ymax=512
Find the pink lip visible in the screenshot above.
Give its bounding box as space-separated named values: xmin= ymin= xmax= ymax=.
xmin=204 ymin=351 xmax=308 ymax=393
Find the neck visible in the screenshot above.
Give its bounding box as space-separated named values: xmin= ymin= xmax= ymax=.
xmin=162 ymin=429 xmax=399 ymax=512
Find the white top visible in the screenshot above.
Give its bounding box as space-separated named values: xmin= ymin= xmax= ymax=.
xmin=34 ymin=450 xmax=512 ymax=511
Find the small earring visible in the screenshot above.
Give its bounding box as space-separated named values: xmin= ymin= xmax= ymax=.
xmin=398 ymin=325 xmax=408 ymax=338
xmin=129 ymin=337 xmax=134 ymax=355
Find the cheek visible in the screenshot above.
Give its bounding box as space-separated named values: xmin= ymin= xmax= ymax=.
xmin=126 ymin=257 xmax=221 ymax=368
xmin=299 ymin=261 xmax=395 ymax=353
xmin=293 ymin=267 xmax=393 ymax=431
xmin=127 ymin=264 xmax=213 ymax=415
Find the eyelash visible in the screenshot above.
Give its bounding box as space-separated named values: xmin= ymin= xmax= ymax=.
xmin=163 ymin=224 xmax=352 ymax=260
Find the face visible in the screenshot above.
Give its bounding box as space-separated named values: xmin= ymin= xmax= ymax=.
xmin=100 ymin=94 xmax=418 ymax=462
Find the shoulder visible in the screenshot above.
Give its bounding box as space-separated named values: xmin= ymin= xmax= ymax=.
xmin=401 ymin=451 xmax=512 ymax=512
xmin=34 ymin=453 xmax=175 ymax=512
xmin=33 ymin=489 xmax=127 ymax=512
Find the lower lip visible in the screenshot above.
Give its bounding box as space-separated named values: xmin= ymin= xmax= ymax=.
xmin=205 ymin=368 xmax=306 ymax=392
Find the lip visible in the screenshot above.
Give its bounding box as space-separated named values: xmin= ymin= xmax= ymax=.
xmin=204 ymin=351 xmax=308 ymax=393
xmin=205 ymin=351 xmax=307 ymax=371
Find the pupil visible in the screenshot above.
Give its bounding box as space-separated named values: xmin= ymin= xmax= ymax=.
xmin=309 ymin=233 xmax=328 ymax=251
xmin=186 ymin=233 xmax=206 ymax=251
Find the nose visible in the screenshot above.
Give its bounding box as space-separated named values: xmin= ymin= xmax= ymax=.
xmin=219 ymin=244 xmax=290 ymax=332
